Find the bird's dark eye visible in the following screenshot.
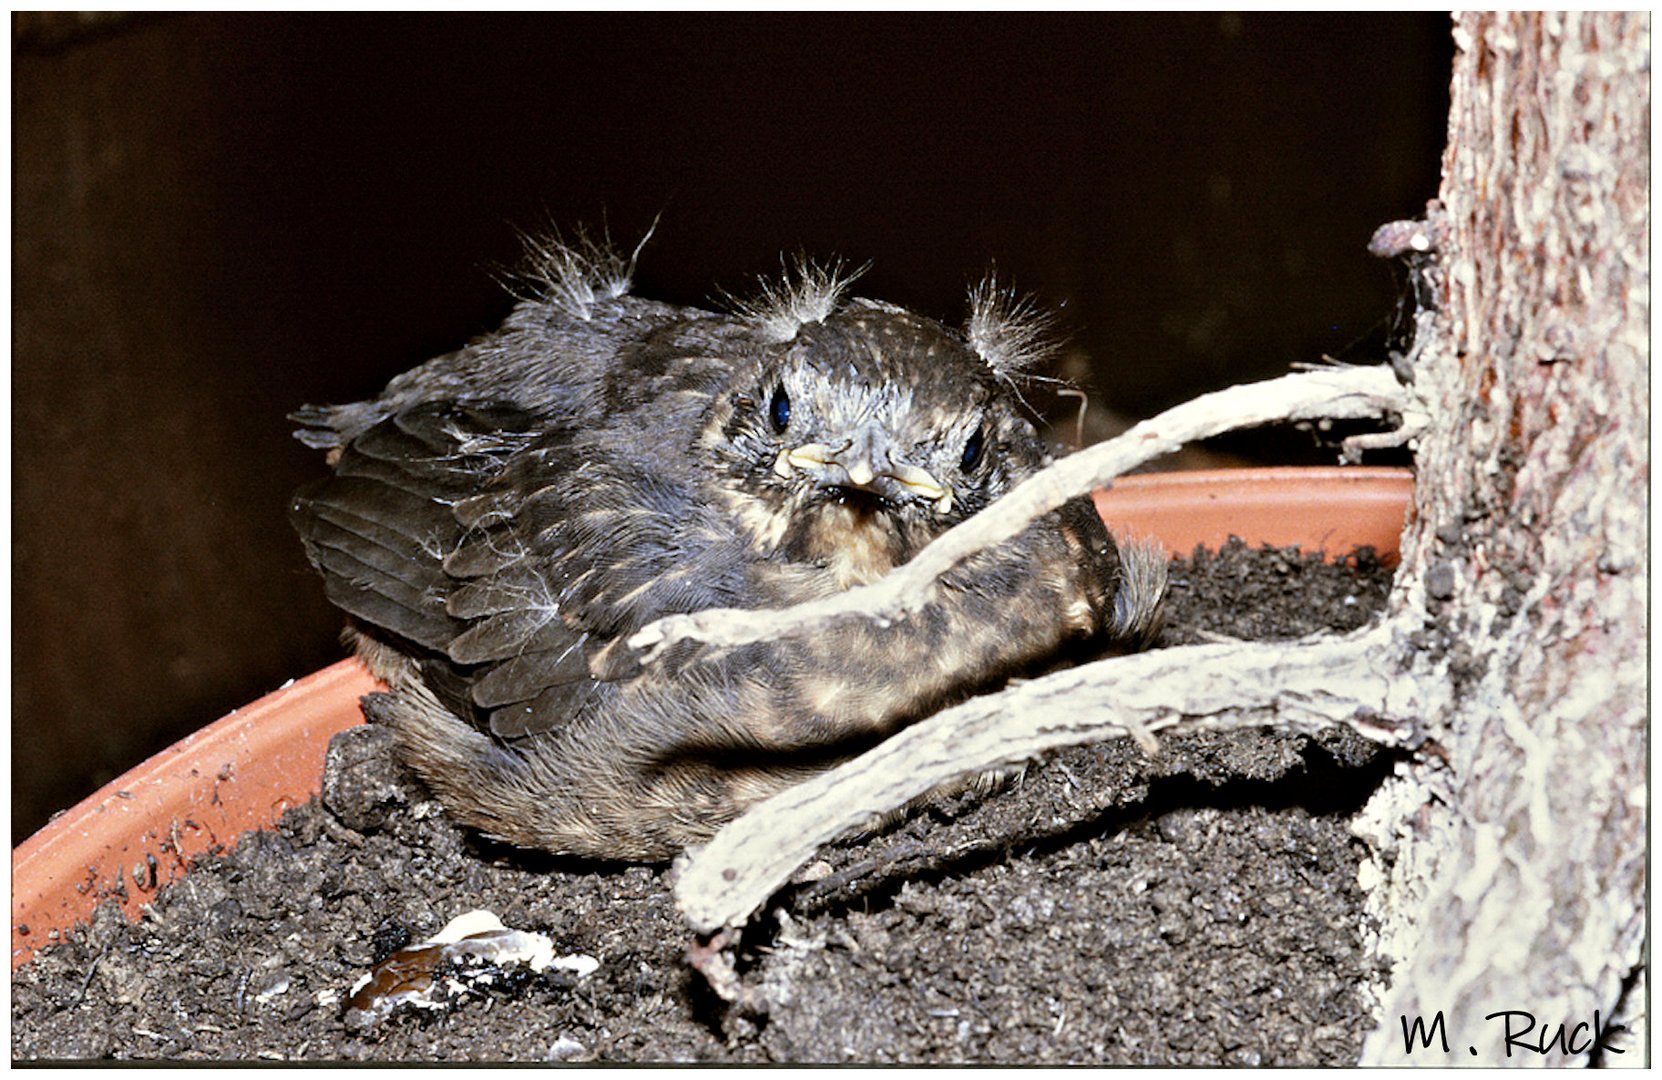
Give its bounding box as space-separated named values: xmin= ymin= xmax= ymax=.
xmin=768 ymin=384 xmax=791 ymax=433
xmin=960 ymin=425 xmax=986 ymax=472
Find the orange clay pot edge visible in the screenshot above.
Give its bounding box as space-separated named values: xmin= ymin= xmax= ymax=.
xmin=11 ymin=659 xmax=383 ymax=968
xmin=11 ymin=465 xmax=1412 ymax=968
xmin=1096 ymin=466 xmax=1413 ymax=563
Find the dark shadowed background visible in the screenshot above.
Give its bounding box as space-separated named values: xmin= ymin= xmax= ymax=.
xmin=11 ymin=12 xmax=1451 ymax=841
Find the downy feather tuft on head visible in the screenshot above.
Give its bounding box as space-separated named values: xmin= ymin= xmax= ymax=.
xmin=729 ymin=255 xmax=865 ymax=342
xmin=512 ymin=222 xmax=653 ymax=320
xmin=964 ymin=276 xmax=1061 ymax=379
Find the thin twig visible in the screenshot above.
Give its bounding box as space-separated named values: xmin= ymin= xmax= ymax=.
xmin=71 ymin=946 xmax=107 ymax=1008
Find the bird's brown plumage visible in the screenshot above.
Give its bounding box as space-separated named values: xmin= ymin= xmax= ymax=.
xmin=290 ymin=242 xmax=1165 ymax=859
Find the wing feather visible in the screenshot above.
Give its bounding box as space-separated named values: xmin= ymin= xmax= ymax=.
xmin=292 ymin=316 xmax=765 ymax=741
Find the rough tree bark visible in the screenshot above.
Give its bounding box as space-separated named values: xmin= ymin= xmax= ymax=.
xmin=1355 ymin=11 xmax=1648 ymax=1065
xmin=665 ymin=11 xmax=1647 ymax=1065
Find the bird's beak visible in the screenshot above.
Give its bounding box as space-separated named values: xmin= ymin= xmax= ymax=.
xmin=773 ymin=423 xmax=954 ymax=514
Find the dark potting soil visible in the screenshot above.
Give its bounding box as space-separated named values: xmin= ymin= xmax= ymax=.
xmin=13 ymin=539 xmax=1397 ymax=1064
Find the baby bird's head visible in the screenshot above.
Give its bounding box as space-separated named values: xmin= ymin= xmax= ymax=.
xmin=701 ymin=269 xmax=1059 ymax=584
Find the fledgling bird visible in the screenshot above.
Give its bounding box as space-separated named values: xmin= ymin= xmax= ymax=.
xmin=289 ymin=237 xmax=1166 ymax=860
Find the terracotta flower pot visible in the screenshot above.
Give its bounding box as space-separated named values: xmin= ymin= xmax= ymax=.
xmin=11 ymin=465 xmax=1412 ymax=969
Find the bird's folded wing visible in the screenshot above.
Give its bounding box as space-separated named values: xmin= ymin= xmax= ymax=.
xmin=288 ymin=400 xmax=524 ymax=652
xmin=293 ymin=399 xmax=748 ymax=741
xmin=442 ymin=430 xmax=754 ymax=737
xmin=290 ymin=402 xmax=595 ymax=733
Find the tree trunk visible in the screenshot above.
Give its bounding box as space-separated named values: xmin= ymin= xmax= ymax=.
xmin=1357 ymin=11 xmax=1648 ymax=1065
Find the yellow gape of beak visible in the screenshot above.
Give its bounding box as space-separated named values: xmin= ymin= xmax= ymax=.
xmin=774 ymin=442 xmax=954 ymax=514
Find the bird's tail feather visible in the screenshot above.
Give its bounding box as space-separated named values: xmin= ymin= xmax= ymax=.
xmin=1111 ymin=537 xmax=1169 ymax=648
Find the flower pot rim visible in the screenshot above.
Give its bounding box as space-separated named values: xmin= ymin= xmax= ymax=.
xmin=11 ymin=464 xmax=1412 ymax=969
xmin=11 ymin=659 xmax=381 ymax=968
xmin=1097 ymin=465 xmax=1412 ymax=562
